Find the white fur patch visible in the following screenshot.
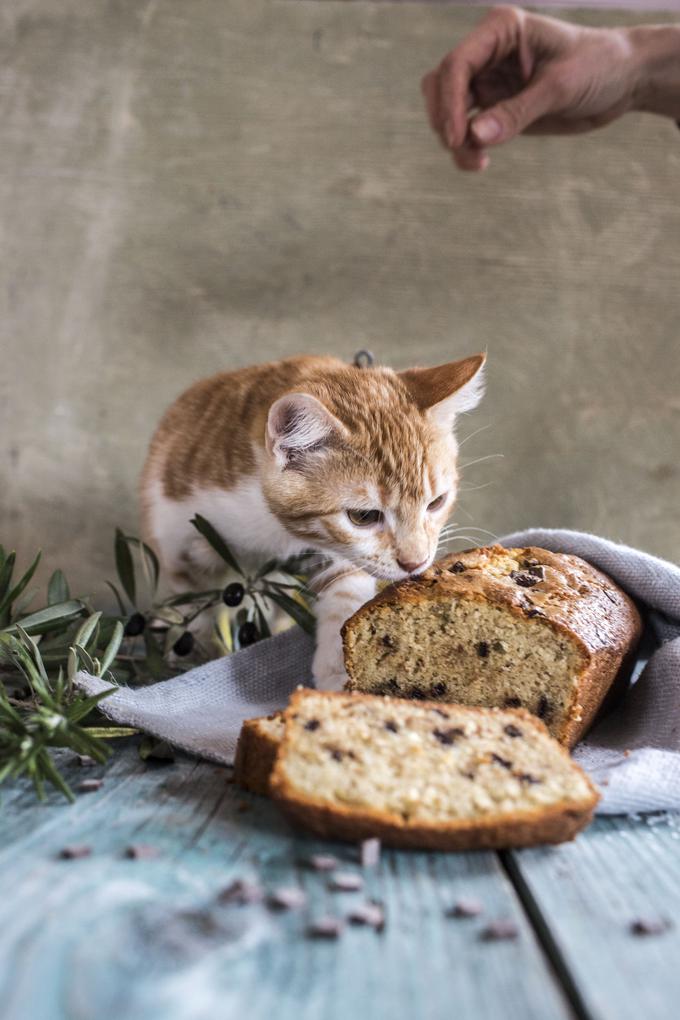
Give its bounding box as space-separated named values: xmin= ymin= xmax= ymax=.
xmin=144 ymin=475 xmax=309 ymax=584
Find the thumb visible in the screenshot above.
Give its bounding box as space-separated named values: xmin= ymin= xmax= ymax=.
xmin=470 ymin=74 xmax=558 ymax=146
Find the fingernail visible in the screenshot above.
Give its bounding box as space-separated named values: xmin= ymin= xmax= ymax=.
xmin=473 ymin=115 xmax=502 ymax=144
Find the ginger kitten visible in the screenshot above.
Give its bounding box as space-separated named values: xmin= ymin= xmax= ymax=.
xmin=140 ymin=353 xmax=486 ymax=689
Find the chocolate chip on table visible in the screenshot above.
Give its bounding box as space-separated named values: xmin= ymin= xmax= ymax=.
xmin=384 ymin=720 xmax=399 ymax=733
xmin=329 ymin=872 xmax=364 ymax=892
xmin=477 ymin=641 xmax=490 ymax=658
xmin=433 ymin=727 xmax=465 ymax=746
xmin=217 ymin=878 xmax=264 ymax=905
xmin=491 ymin=753 xmax=513 ymax=770
xmin=446 ymin=897 xmax=483 ymax=919
xmin=504 ymin=724 xmax=523 ymax=739
xmin=348 ymin=901 xmax=385 ymax=931
xmin=630 ymin=917 xmax=671 ymax=936
xmin=125 ymin=844 xmax=160 ymax=860
xmin=510 ymin=570 xmax=539 ymax=588
xmin=59 ymin=845 xmax=92 ymax=860
xmin=307 ymin=917 xmax=344 ymax=939
xmin=359 ymin=838 xmax=381 ymax=868
xmin=77 ymin=779 xmax=103 ymax=793
xmin=268 ymin=887 xmax=307 ymax=911
xmin=449 ymin=561 xmax=466 ymax=573
xmin=304 ymin=719 xmax=321 ymax=731
xmin=480 ymin=919 xmax=519 ymax=941
xmin=308 ymin=854 xmax=339 ymax=872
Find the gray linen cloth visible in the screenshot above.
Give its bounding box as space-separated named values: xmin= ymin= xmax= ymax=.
xmin=76 ymin=528 xmax=680 ymax=814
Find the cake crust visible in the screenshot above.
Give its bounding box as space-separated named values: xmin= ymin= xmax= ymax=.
xmin=342 ymin=546 xmax=642 ymax=747
xmin=233 ymin=712 xmax=284 ymax=796
xmin=270 ymin=690 xmax=600 ymax=851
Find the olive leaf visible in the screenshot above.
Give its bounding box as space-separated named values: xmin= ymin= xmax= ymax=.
xmin=264 ymin=589 xmax=316 ymax=636
xmin=48 ymin=569 xmax=70 ymax=606
xmin=114 ymin=528 xmax=136 ymax=607
xmin=190 ymin=515 xmax=244 ymax=576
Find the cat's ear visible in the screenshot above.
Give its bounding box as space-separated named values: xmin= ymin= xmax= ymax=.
xmin=266 ymin=392 xmax=347 ymax=469
xmin=399 ymin=354 xmax=486 ymax=430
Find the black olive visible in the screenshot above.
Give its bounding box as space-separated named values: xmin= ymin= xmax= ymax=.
xmin=124 ymin=612 xmax=146 ymax=637
xmin=222 ymin=582 xmax=245 ymax=607
xmin=238 ymin=621 xmax=260 ymax=647
xmin=172 ymin=632 xmax=194 ymax=656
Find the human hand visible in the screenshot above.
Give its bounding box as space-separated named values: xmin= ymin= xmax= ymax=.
xmin=421 ymin=6 xmax=640 ymax=171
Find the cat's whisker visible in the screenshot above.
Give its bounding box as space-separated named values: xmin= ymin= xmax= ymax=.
xmin=458 ymin=480 xmax=496 ymax=493
xmin=459 ymin=453 xmax=504 ymax=470
xmin=457 ymin=422 xmax=494 ymax=448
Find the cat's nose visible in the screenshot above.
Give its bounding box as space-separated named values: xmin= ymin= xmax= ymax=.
xmin=397 ymin=558 xmax=427 ymax=575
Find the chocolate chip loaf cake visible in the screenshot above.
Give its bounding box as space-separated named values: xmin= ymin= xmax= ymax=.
xmin=233 ymin=712 xmax=284 ymax=795
xmin=342 ymin=546 xmax=641 ymax=748
xmin=270 ymin=690 xmax=599 ymax=850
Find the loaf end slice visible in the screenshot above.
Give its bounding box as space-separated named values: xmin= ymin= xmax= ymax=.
xmin=233 ymin=712 xmax=284 ymax=795
xmin=270 ymin=690 xmax=599 ymax=851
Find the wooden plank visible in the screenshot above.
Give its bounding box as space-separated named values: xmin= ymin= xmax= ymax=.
xmin=508 ymin=814 xmax=680 ymax=1020
xmin=0 ymin=742 xmax=573 ymax=1020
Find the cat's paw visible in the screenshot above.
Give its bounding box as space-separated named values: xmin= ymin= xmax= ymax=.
xmin=312 ymin=643 xmax=349 ymax=692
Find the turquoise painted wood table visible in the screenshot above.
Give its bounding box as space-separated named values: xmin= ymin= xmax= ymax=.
xmin=2 ymin=740 xmax=679 ymax=1020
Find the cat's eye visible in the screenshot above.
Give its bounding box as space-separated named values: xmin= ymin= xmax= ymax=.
xmin=347 ymin=508 xmax=384 ymax=527
xmin=427 ymin=493 xmax=447 ymax=512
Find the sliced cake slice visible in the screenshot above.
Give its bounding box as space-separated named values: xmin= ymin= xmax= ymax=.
xmin=342 ymin=545 xmax=641 ymax=747
xmin=270 ymin=690 xmax=599 ymax=851
xmin=233 ymin=712 xmax=285 ymax=795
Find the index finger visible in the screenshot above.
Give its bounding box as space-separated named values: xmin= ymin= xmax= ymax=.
xmin=439 ymin=9 xmax=523 ymax=147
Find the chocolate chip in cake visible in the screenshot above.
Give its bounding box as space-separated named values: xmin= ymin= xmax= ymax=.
xmin=504 ymin=724 xmax=523 ymax=739
xmin=510 ymin=570 xmax=539 ymax=588
xmin=480 ymin=919 xmax=519 ymax=941
xmin=526 ymin=607 xmax=545 ymax=618
xmin=449 ymin=561 xmax=466 ymax=573
xmin=307 ymin=917 xmax=344 ymax=939
xmin=517 ymin=773 xmax=541 ymax=785
xmin=433 ymin=727 xmax=465 ymax=745
xmin=59 ymin=844 xmax=92 ymax=860
xmin=446 ymin=897 xmax=483 ymax=919
xmin=329 ymin=748 xmax=344 ymax=762
xmin=433 ymin=708 xmax=450 ymax=718
xmin=359 ymin=838 xmax=381 ymax=868
xmin=526 ymin=565 xmax=545 ymax=580
xmin=384 ymin=719 xmax=399 ymax=733
xmin=537 ymin=695 xmax=552 ymax=720
xmin=381 ymin=634 xmax=395 ymax=648
xmin=269 ymin=887 xmax=307 ymax=911
xmin=411 ymin=687 xmax=428 ymax=700
xmin=386 ymin=678 xmax=400 ymax=693
xmin=304 ymin=719 xmax=321 ymax=731
xmin=307 ymin=854 xmax=339 ymax=872
xmin=431 ymin=681 xmax=447 ymax=697
xmin=477 ymin=641 xmax=490 ymax=658
xmin=491 ymin=753 xmax=513 ymax=770
xmin=503 ymin=696 xmax=522 ymax=709
xmin=630 ymin=917 xmax=671 ymax=936
xmin=492 ymin=640 xmax=507 ymax=653
xmin=329 ymin=872 xmax=364 ymax=892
